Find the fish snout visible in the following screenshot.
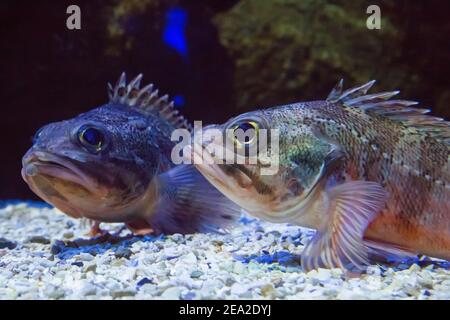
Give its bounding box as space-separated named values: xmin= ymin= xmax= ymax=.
xmin=21 ymin=148 xmax=42 ymax=179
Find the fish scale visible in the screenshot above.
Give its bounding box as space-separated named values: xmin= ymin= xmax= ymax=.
xmin=313 ymin=94 xmax=449 ymax=260
xmin=194 ymin=79 xmax=450 ymax=272
xmin=22 ymin=73 xmax=241 ymax=236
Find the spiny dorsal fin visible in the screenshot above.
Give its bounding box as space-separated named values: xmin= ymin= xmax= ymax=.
xmin=327 ymin=79 xmax=450 ymax=148
xmin=108 ymin=72 xmax=192 ymax=130
xmin=326 ymin=79 xmax=344 ymax=101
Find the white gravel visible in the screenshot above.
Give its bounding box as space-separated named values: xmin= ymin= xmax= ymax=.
xmin=0 ymin=203 xmax=449 ymax=300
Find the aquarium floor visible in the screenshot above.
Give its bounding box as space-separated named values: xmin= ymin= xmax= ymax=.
xmin=0 ymin=203 xmax=449 ymax=300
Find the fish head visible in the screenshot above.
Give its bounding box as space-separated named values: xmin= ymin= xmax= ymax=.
xmin=22 ymin=104 xmax=170 ymax=222
xmin=193 ymin=107 xmax=334 ymax=223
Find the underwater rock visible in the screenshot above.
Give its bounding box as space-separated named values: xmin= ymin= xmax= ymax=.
xmin=0 ymin=204 xmax=449 ymax=300
xmin=43 ymin=285 xmax=66 ymax=300
xmin=0 ymin=238 xmax=17 ymax=250
xmin=136 ymin=277 xmax=153 ymax=289
xmin=111 ymin=288 xmax=136 ymax=298
xmin=190 ymin=270 xmax=204 ymax=279
xmin=161 ymin=286 xmax=181 ymax=299
xmin=115 ymin=247 xmax=133 ymax=260
xmin=26 ymin=236 xmax=50 ymax=245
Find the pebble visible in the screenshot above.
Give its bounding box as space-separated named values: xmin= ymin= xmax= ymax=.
xmin=315 ymin=268 xmax=332 ymax=281
xmin=112 ymin=289 xmax=136 ymax=298
xmin=230 ymin=283 xmax=249 ymax=296
xmin=63 ymin=231 xmax=74 ymax=239
xmin=160 ymin=287 xmax=181 ymax=299
xmin=26 ymin=236 xmax=50 ymax=244
xmin=233 ymin=262 xmax=247 ymax=275
xmin=84 ymin=263 xmax=97 ymax=273
xmin=182 ymin=252 xmax=197 ymax=264
xmin=72 ymin=262 xmax=84 ymax=268
xmin=115 ymin=247 xmax=133 ymax=259
xmin=181 ymin=291 xmax=196 ymax=300
xmin=0 ymin=204 xmax=448 ymax=300
xmin=0 ymin=238 xmax=17 ymax=250
xmin=77 ymin=253 xmax=95 ymax=262
xmin=190 ymin=270 xmax=204 ymax=279
xmin=260 ymin=284 xmax=276 ymax=298
xmin=136 ymin=277 xmax=153 ymax=288
xmin=170 ymin=234 xmax=184 ymax=243
xmin=44 ymin=285 xmax=65 ymax=299
xmin=80 ymin=283 xmax=97 ymax=296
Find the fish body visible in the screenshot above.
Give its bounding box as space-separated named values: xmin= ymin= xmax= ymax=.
xmin=22 ymin=73 xmax=240 ymax=235
xmin=193 ymin=80 xmax=450 ymax=271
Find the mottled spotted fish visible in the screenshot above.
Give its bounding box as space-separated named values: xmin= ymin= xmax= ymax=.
xmin=193 ymin=79 xmax=450 ymax=272
xmin=22 ymin=73 xmax=240 ymax=236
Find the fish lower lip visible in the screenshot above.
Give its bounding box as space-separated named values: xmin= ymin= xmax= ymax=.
xmin=27 ymin=161 xmax=77 ymax=180
xmin=38 ymin=160 xmax=67 ymax=169
xmin=191 ymin=143 xmax=233 ymax=187
xmin=24 ymin=159 xmax=70 ymax=176
xmin=22 ymin=151 xmax=98 ymax=192
xmin=24 ymin=163 xmax=38 ymax=176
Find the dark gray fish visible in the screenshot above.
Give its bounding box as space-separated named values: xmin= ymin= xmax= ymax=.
xmin=22 ymin=73 xmax=240 ymax=236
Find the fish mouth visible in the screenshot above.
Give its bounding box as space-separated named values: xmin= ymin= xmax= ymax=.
xmin=21 ymin=150 xmax=108 ymax=219
xmin=190 ymin=142 xmax=314 ymax=223
xmin=22 ymin=149 xmax=147 ymax=222
xmin=22 ymin=150 xmax=101 ymax=195
xmin=189 ymin=142 xmax=267 ymax=212
xmin=188 ymin=143 xmax=242 ymax=189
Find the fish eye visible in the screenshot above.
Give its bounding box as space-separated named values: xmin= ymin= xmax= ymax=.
xmin=77 ymin=125 xmax=106 ymax=152
xmin=232 ymin=121 xmax=260 ymax=146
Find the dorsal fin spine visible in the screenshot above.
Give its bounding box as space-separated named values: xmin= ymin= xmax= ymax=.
xmin=345 ymin=91 xmax=400 ymax=106
xmin=108 ymin=73 xmax=192 ymax=130
xmin=327 ymin=79 xmax=450 ymax=148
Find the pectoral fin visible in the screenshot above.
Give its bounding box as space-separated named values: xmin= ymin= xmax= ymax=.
xmin=146 ymin=165 xmax=241 ymax=235
xmin=301 ymin=181 xmax=387 ymax=272
xmin=365 ymin=239 xmax=417 ymax=263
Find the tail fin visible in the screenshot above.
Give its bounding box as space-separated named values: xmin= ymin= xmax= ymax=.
xmin=144 ymin=165 xmax=241 ymax=235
